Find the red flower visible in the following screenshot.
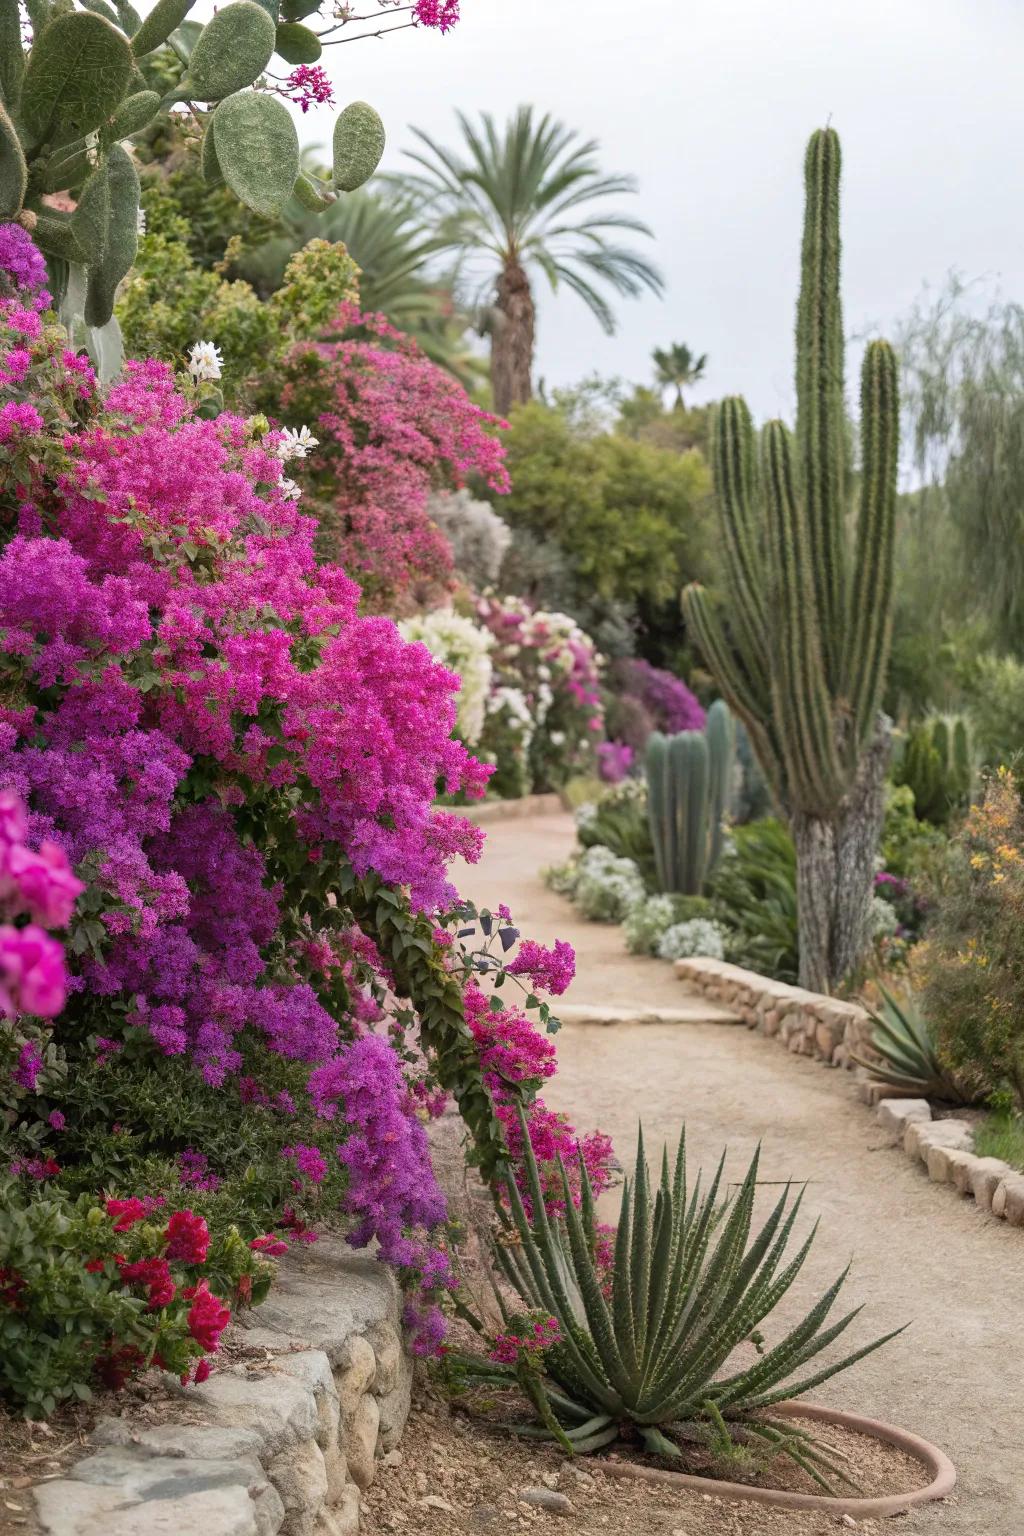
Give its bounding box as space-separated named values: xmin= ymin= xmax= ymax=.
xmin=94 ymin=1343 xmax=145 ymax=1390
xmin=183 ymin=1280 xmax=230 ymax=1351
xmin=117 ymin=1255 xmax=176 ymax=1310
xmin=106 ymin=1197 xmax=149 ymax=1232
xmin=165 ymin=1209 xmax=209 ymax=1264
xmin=84 ymin=1257 xmax=106 ymax=1273
xmin=0 ymin=1265 xmax=25 ymax=1309
xmin=249 ymin=1233 xmax=289 ymax=1257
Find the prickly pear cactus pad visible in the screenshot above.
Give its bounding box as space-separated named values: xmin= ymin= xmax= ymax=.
xmin=333 ymin=100 xmax=386 ymax=192
xmin=211 ymin=92 xmax=300 ymax=218
xmin=183 ymin=1 xmax=278 ymax=101
xmin=19 ymin=11 xmax=133 ymax=141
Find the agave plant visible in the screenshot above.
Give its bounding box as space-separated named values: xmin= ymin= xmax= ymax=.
xmin=854 ymin=986 xmax=973 ymax=1102
xmin=454 ymin=1109 xmax=902 ymax=1490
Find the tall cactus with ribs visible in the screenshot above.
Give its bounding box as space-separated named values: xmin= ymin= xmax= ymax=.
xmin=0 ymin=0 xmax=386 ymax=376
xmin=682 ymin=129 xmax=899 ymax=992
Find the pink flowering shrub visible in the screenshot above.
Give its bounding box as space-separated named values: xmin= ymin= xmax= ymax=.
xmin=277 ymin=303 xmax=508 ymax=613
xmin=0 ymin=226 xmax=616 ymax=1408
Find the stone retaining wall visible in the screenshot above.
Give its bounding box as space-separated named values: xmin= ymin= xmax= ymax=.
xmin=33 ymin=1240 xmax=413 ymax=1536
xmin=673 ymin=956 xmax=876 ymax=1068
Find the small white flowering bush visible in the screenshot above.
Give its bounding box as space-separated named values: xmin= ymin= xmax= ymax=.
xmin=398 ymin=611 xmax=494 ymax=745
xmin=656 ymin=918 xmax=728 ymax=962
xmin=479 ymin=685 xmax=535 ymax=798
xmin=573 ymin=846 xmax=646 ymax=923
xmin=869 ymin=894 xmax=900 ymax=939
xmin=623 ymin=894 xmax=717 ymax=956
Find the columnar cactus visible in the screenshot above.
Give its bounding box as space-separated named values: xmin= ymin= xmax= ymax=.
xmin=0 ymin=0 xmax=386 ymax=370
xmin=646 ymin=700 xmax=735 ymax=895
xmin=682 ymin=129 xmax=899 ymax=991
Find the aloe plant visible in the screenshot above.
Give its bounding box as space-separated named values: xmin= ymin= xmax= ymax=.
xmin=455 ymin=1108 xmax=902 ymax=1488
xmin=854 ymin=986 xmax=974 ymax=1102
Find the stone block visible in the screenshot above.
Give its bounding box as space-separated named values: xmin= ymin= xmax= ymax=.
xmin=366 ymin=1320 xmax=403 ymax=1397
xmin=248 ymin=1241 xmax=400 ymax=1367
xmin=34 ymin=1481 xmax=284 ymax=1536
xmin=335 ymin=1333 xmax=376 ymax=1420
xmin=927 ymin=1145 xmax=976 ymax=1185
xmin=343 ymin=1393 xmax=380 ymax=1489
xmin=969 ymin=1157 xmax=1014 ymax=1211
xmin=178 ymin=1368 xmax=319 ymax=1456
xmin=876 ymin=1098 xmax=932 ymax=1136
xmin=992 ymin=1172 xmax=1024 ymax=1225
xmin=90 ymin=1420 xmax=266 ymax=1462
xmin=377 ymin=1368 xmax=413 ymax=1453
xmin=266 ymin=1438 xmax=328 ymax=1536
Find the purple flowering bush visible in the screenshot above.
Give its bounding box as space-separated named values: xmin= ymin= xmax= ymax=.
xmin=0 ymin=223 xmax=613 ymax=1412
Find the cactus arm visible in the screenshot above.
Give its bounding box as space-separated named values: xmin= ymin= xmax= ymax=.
xmin=844 ymin=339 xmax=898 ymax=751
xmin=645 ymin=733 xmax=671 ymax=893
xmin=795 ymin=127 xmax=847 ymax=691
xmin=0 ymin=0 xmax=24 ymax=110
xmin=762 ymin=419 xmax=843 ymax=816
xmin=674 ymin=734 xmax=709 ymax=894
xmin=705 ymin=700 xmax=735 ymax=874
xmin=681 ymin=583 xmax=786 ymax=805
xmin=712 ymin=396 xmax=770 ymax=694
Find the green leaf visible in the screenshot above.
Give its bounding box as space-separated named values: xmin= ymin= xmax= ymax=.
xmin=211 ymin=90 xmax=298 ymax=218
xmin=114 ymin=0 xmax=142 ymax=36
xmin=83 ymin=142 xmax=139 ymax=325
xmin=32 ymin=211 xmax=86 ymax=263
xmin=0 ymin=100 xmax=27 ymax=219
xmin=71 ymin=165 xmax=111 ymax=262
xmin=332 ymin=99 xmax=385 ymax=192
xmin=107 ymin=89 xmax=160 ymax=140
xmin=20 ymin=11 xmax=133 ymax=144
xmin=0 ymin=0 xmax=25 ymax=109
xmin=274 ymin=20 xmax=321 ymax=62
xmin=292 ymin=170 xmax=334 ymax=212
xmin=130 ymin=0 xmax=196 ymax=59
xmin=182 ymin=2 xmax=277 ymax=102
xmin=200 ymin=120 xmax=224 ymax=186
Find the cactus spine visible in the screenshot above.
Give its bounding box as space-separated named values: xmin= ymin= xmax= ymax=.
xmin=682 ymin=129 xmax=899 ymax=991
xmin=646 ymin=701 xmax=735 ymax=895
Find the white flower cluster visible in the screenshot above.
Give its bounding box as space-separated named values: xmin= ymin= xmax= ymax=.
xmin=869 ymin=894 xmax=900 ymax=939
xmin=657 ymin=918 xmax=728 ymax=963
xmin=573 ymin=844 xmax=646 ymax=923
xmin=398 ymin=610 xmax=494 ymax=745
xmin=623 ymin=894 xmax=686 ymax=956
xmin=276 ymin=425 xmax=319 ymax=462
xmin=187 ymin=340 xmax=223 ymax=383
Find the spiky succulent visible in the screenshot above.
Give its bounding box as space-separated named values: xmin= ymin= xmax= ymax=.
xmin=454 ymin=1108 xmax=902 ymax=1490
xmin=854 ymin=986 xmax=974 ymax=1102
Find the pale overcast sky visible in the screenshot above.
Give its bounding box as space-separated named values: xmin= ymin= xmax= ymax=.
xmin=306 ymin=0 xmax=1023 ymax=422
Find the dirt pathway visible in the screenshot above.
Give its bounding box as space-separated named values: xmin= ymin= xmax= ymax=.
xmin=458 ymin=811 xmax=1023 ymax=1536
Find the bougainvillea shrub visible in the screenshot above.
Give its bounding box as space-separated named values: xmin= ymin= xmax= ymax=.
xmin=0 ymin=224 xmax=613 ymax=1410
xmin=277 ymin=303 xmax=508 ymax=614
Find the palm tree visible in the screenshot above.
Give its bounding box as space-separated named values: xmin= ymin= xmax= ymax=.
xmin=239 ymin=187 xmax=484 ymax=386
xmin=393 ymin=106 xmax=663 ymax=416
xmin=652 ymin=342 xmax=708 ymax=409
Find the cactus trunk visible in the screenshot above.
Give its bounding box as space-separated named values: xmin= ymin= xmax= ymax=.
xmin=681 ymin=128 xmax=899 ymax=992
xmin=793 ymin=727 xmax=888 ymax=993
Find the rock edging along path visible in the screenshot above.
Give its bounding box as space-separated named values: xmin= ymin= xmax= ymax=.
xmin=32 ymin=1240 xmax=412 ymax=1536
xmin=458 ymin=809 xmax=1024 ymax=1536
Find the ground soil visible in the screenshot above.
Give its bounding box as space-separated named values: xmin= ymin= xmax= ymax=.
xmin=455 ymin=811 xmax=1023 ymax=1536
xmin=361 ymin=1378 xmax=924 ymax=1536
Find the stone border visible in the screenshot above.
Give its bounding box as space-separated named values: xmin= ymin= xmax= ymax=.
xmin=32 ymin=1239 xmax=413 ymax=1536
xmin=674 ymin=957 xmax=1024 ymax=1231
xmin=875 ymin=1097 xmax=1024 ymax=1227
xmin=673 ymin=957 xmax=876 ymax=1066
xmin=459 ymin=791 xmax=566 ymax=824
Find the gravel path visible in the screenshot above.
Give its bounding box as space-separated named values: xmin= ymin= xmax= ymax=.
xmin=457 ymin=811 xmax=1023 ymax=1535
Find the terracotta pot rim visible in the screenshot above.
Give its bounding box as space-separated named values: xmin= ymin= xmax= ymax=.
xmin=591 ymin=1400 xmax=957 ymax=1516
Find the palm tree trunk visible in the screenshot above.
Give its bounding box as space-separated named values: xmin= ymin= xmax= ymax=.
xmin=490 ymin=257 xmax=535 ymax=417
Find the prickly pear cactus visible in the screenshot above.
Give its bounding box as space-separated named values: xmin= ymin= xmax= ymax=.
xmin=1 ymin=0 xmax=386 ymax=378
